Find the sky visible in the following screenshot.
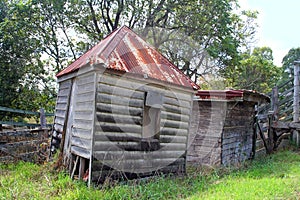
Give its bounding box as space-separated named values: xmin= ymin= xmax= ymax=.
xmin=239 ymin=0 xmax=300 ymax=66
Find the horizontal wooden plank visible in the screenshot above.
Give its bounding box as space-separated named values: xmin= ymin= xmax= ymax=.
xmin=95 ymin=122 xmax=142 ymax=133
xmin=54 ymin=109 xmax=66 ymax=118
xmin=160 ymin=127 xmax=188 ymax=137
xmin=96 ymin=112 xmax=142 ymax=125
xmin=94 ymin=132 xmax=142 ymax=142
xmin=57 ymin=88 xmax=71 ymax=97
xmin=75 ymin=101 xmax=94 ymax=111
xmin=93 ymin=141 xmax=140 ymax=151
xmin=75 ymin=82 xmax=94 ymax=93
xmin=76 ymin=73 xmax=95 ymax=85
xmin=57 ymin=96 xmax=69 ymax=104
xmin=91 ymin=157 xmax=185 ymax=173
xmin=159 ymin=143 xmax=186 ymax=151
xmin=0 ymin=121 xmax=41 ymax=127
xmin=98 ymin=83 xmax=145 ymax=100
xmin=55 ymin=102 xmax=68 ymax=110
xmin=162 ymin=104 xmax=190 ymax=115
xmin=163 ymin=96 xmax=191 ymax=109
xmin=54 ymin=124 xmax=63 ymax=132
xmin=72 ymin=127 xmax=93 ymax=140
xmin=161 ymin=111 xmax=189 ymax=122
xmin=93 ymin=150 xmax=185 ymax=161
xmin=159 ymin=135 xmax=187 ymax=143
xmin=71 ymin=137 xmax=92 ymax=150
xmin=97 ymin=93 xmax=143 ymax=108
xmin=73 ymin=119 xmax=93 ymax=129
xmin=74 ymin=92 xmax=95 ymax=103
xmin=96 ymin=102 xmax=143 ymax=116
xmin=59 ymin=79 xmax=72 ymax=89
xmin=94 ymin=132 xmax=142 ymax=140
xmin=100 ymin=74 xmax=192 ymax=101
xmin=161 ymin=120 xmax=189 ymax=129
xmin=0 ymin=106 xmax=53 ymax=116
xmin=71 ymin=146 xmax=90 ymax=159
xmin=74 ymin=110 xmax=94 ymax=121
xmin=54 ymin=116 xmax=65 ymax=126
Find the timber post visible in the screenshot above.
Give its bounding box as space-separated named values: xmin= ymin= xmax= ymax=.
xmin=271 ymin=86 xmax=279 ymax=121
xmin=293 ymin=61 xmax=300 ymax=146
xmin=39 ymin=108 xmax=47 ymax=129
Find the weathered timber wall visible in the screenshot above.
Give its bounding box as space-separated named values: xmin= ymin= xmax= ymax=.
xmin=0 ymin=129 xmax=49 ymax=163
xmin=222 ymin=102 xmax=255 ymax=165
xmin=54 ymin=79 xmax=72 ymax=133
xmin=92 ymin=72 xmax=192 ymax=183
xmin=188 ymin=100 xmax=256 ymax=166
xmin=66 ymin=72 xmax=96 ymax=160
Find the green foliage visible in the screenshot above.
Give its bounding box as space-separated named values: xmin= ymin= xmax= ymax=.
xmin=223 ymin=47 xmax=282 ymax=93
xmin=1 ymin=150 xmax=300 ymax=199
xmin=281 ymin=47 xmax=300 ymax=84
xmin=0 ymin=0 xmax=56 ymax=114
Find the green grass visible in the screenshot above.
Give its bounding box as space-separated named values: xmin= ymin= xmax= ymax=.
xmin=1 ymin=150 xmax=300 ymax=199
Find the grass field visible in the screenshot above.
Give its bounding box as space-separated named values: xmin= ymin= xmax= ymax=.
xmin=0 ymin=150 xmax=300 ymax=199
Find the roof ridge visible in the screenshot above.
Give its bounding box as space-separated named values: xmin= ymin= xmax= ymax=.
xmin=119 ymin=27 xmax=199 ymax=89
xmin=97 ymin=25 xmax=129 ymax=61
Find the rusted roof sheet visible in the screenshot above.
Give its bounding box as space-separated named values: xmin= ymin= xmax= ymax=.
xmin=57 ymin=26 xmax=199 ymax=90
xmin=196 ymin=90 xmax=270 ymax=102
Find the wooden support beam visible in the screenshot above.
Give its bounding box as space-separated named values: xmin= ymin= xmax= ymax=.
xmin=78 ymin=157 xmax=86 ymax=180
xmin=293 ymin=61 xmax=300 ymax=122
xmin=71 ymin=156 xmax=79 ymax=179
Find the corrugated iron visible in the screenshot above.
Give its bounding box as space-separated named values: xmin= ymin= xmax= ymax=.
xmin=57 ymin=26 xmax=199 ymax=90
xmin=196 ymin=90 xmax=270 ymax=102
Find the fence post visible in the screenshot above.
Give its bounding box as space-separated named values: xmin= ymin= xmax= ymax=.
xmin=293 ymin=61 xmax=300 ymax=146
xmin=271 ymin=86 xmax=279 ymax=121
xmin=40 ymin=108 xmax=46 ymax=128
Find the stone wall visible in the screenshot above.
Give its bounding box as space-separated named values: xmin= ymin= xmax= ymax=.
xmin=0 ymin=129 xmax=49 ymax=163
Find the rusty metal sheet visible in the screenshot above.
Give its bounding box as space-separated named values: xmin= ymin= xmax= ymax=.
xmin=56 ymin=26 xmax=199 ymax=90
xmin=196 ymin=90 xmax=270 ymax=102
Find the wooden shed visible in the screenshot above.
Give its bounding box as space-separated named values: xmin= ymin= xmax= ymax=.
xmin=187 ymin=90 xmax=269 ymax=166
xmin=52 ymin=26 xmax=199 ymax=185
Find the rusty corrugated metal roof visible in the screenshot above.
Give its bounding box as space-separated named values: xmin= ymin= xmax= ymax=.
xmin=196 ymin=90 xmax=270 ymax=102
xmin=56 ymin=26 xmax=199 ymax=90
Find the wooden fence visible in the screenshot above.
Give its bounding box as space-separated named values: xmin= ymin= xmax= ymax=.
xmin=255 ymin=78 xmax=296 ymax=156
xmin=0 ymin=106 xmax=53 ymax=163
xmin=0 ymin=106 xmax=53 ymax=130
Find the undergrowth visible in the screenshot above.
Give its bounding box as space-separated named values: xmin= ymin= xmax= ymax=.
xmin=1 ymin=150 xmax=300 ymax=199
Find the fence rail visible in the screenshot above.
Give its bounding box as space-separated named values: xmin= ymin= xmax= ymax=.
xmin=0 ymin=106 xmax=53 ymax=129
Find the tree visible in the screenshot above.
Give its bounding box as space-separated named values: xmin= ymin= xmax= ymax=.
xmin=62 ymin=0 xmax=258 ymax=80
xmin=281 ymin=48 xmax=300 ymax=81
xmin=224 ymin=47 xmax=281 ymax=93
xmin=0 ymin=1 xmax=56 ymax=113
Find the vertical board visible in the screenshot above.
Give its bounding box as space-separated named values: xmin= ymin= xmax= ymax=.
xmin=221 ymin=102 xmax=256 ymax=165
xmin=69 ymin=72 xmax=96 ymax=159
xmin=187 ymin=101 xmax=224 ymax=165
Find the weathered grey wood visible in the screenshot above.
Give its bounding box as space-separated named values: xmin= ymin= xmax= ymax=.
xmin=71 ymin=156 xmax=79 ymax=179
xmin=160 ymin=127 xmax=188 ymax=136
xmin=96 ymin=112 xmax=142 ymax=125
xmin=98 ymin=83 xmax=144 ymax=100
xmin=71 ymin=146 xmax=90 ymax=159
xmin=78 ymin=157 xmax=86 ymax=180
xmin=294 ymin=62 xmax=300 ymax=122
xmin=100 ymin=74 xmax=192 ymax=101
xmin=96 ymin=103 xmax=143 ymax=116
xmin=97 ymin=93 xmax=144 ymax=108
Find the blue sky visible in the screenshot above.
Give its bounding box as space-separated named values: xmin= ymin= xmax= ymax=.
xmin=239 ymin=0 xmax=300 ymax=66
